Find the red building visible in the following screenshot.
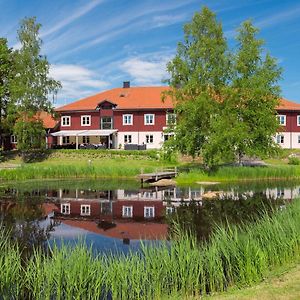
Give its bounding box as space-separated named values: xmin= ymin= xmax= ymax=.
xmin=51 ymin=82 xmax=174 ymax=149
xmin=7 ymin=83 xmax=300 ymax=149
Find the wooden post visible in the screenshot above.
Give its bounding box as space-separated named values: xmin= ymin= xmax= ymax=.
xmin=76 ymin=135 xmax=79 ymax=150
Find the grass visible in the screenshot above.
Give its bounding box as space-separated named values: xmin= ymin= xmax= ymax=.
xmin=209 ymin=264 xmax=300 ymax=300
xmin=0 ymin=150 xmax=176 ymax=181
xmin=176 ymin=165 xmax=300 ymax=184
xmin=2 ymin=149 xmax=300 ymax=183
xmin=1 ymin=199 xmax=300 ymax=299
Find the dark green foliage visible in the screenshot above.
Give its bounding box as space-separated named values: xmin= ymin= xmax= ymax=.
xmin=10 ymin=17 xmax=61 ymax=150
xmin=0 ymin=199 xmax=300 ymax=299
xmin=0 ymin=38 xmax=15 ymax=148
xmin=166 ymin=7 xmax=282 ymax=167
xmin=14 ymin=119 xmax=45 ymax=151
xmin=288 ymin=156 xmax=300 ymax=165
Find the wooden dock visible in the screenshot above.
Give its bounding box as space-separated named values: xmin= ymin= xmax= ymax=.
xmin=138 ymin=167 xmax=177 ymax=185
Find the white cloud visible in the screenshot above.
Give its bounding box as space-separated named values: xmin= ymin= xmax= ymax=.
xmin=255 ymin=4 xmax=300 ymax=29
xmin=41 ymin=0 xmax=105 ymax=38
xmin=152 ymin=14 xmax=187 ymax=28
xmin=121 ymin=54 xmax=172 ymax=85
xmin=50 ymin=64 xmax=109 ymax=104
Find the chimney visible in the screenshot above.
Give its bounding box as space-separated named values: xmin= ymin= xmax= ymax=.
xmin=123 ymin=81 xmax=130 ymax=88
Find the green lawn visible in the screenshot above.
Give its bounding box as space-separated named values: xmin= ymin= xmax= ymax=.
xmin=210 ymin=264 xmax=300 ymax=300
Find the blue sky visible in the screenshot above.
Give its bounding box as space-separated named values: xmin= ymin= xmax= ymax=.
xmin=1 ymin=0 xmax=300 ymax=106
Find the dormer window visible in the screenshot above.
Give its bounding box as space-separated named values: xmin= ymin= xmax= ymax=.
xmin=81 ymin=115 xmax=91 ymax=126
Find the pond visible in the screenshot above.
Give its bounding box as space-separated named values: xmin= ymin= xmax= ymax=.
xmin=0 ymin=179 xmax=298 ymax=256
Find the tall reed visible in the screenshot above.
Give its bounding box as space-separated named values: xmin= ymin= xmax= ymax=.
xmin=1 ymin=200 xmax=300 ymax=299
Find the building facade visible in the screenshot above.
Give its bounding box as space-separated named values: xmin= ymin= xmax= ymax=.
xmin=51 ymin=83 xmax=175 ymax=149
xmin=7 ymin=83 xmax=300 ymax=150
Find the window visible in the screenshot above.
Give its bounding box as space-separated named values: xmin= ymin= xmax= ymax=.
xmin=124 ymin=135 xmax=132 ymax=144
xmin=144 ymin=114 xmax=155 ymax=125
xmin=123 ymin=114 xmax=133 ymax=125
xmin=166 ymin=113 xmax=176 ymax=126
xmin=276 ymin=134 xmax=284 ymax=144
xmin=81 ymin=115 xmax=91 ymax=126
xmin=277 ymin=115 xmax=286 ymax=126
xmin=82 ymin=136 xmax=90 ymax=144
xmin=122 ymin=206 xmax=133 ymax=218
xmin=61 ymin=203 xmax=70 ymax=214
xmin=62 ymin=136 xmax=70 ymax=144
xmin=10 ymin=135 xmax=17 ymax=144
xmin=144 ymin=206 xmax=155 ymax=218
xmin=297 ymin=115 xmax=300 ymax=126
xmin=146 ymin=134 xmax=153 ymax=144
xmin=80 ymin=205 xmax=91 ymax=216
xmin=61 ymin=116 xmax=71 ymax=127
xmin=298 ymin=136 xmax=300 ymax=144
xmin=101 ymin=117 xmax=113 ymax=129
xmin=166 ymin=207 xmax=175 ymax=215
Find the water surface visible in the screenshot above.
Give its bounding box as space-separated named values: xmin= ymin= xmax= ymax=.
xmin=0 ymin=179 xmax=297 ymax=255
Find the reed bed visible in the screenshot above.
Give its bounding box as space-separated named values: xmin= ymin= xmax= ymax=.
xmin=1 ymin=200 xmax=300 ymax=299
xmin=0 ymin=163 xmax=155 ymax=181
xmin=177 ymin=165 xmax=300 ymax=184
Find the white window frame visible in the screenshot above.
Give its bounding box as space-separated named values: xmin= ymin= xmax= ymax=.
xmin=166 ymin=207 xmax=175 ymax=215
xmin=297 ymin=115 xmax=300 ymax=126
xmin=61 ymin=203 xmax=70 ymax=215
xmin=276 ymin=134 xmax=284 ymax=144
xmin=122 ymin=206 xmax=133 ymax=218
xmin=81 ymin=115 xmax=91 ymax=126
xmin=144 ymin=114 xmax=155 ymax=125
xmin=10 ymin=135 xmax=17 ymax=144
xmin=80 ymin=204 xmax=91 ymax=216
xmin=124 ymin=135 xmax=132 ymax=144
xmin=61 ymin=116 xmax=71 ymax=127
xmin=277 ymin=115 xmax=286 ymax=126
xmin=123 ymin=114 xmax=133 ymax=125
xmin=144 ymin=206 xmax=155 ymax=218
xmin=166 ymin=113 xmax=176 ymax=126
xmin=146 ymin=134 xmax=154 ymax=144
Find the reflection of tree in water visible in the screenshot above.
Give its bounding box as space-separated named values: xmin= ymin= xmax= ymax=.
xmin=0 ymin=193 xmax=59 ymax=260
xmin=167 ymin=193 xmax=286 ymax=241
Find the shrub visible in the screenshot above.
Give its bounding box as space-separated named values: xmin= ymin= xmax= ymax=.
xmin=288 ymin=156 xmax=300 ymax=165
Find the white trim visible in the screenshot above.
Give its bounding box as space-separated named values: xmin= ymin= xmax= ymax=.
xmin=123 ymin=114 xmax=133 ymax=125
xmin=61 ymin=203 xmax=70 ymax=215
xmin=144 ymin=114 xmax=155 ymax=125
xmin=61 ymin=116 xmax=71 ymax=127
xmin=276 ymin=134 xmax=284 ymax=144
xmin=277 ymin=115 xmax=286 ymax=126
xmin=122 ymin=205 xmax=133 ymax=218
xmin=80 ymin=204 xmax=91 ymax=216
xmin=124 ymin=134 xmax=132 ymax=144
xmin=10 ymin=135 xmax=17 ymax=144
xmin=166 ymin=113 xmax=176 ymax=126
xmin=51 ymin=129 xmax=118 ymax=136
xmin=81 ymin=115 xmax=91 ymax=126
xmin=297 ymin=115 xmax=300 ymax=126
xmin=146 ymin=134 xmax=154 ymax=144
xmin=144 ymin=206 xmax=155 ymax=218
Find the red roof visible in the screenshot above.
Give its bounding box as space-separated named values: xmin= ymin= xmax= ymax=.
xmin=276 ymin=98 xmax=300 ymax=111
xmin=56 ymin=86 xmax=173 ymax=111
xmin=35 ymin=111 xmax=58 ymax=128
xmin=55 ymin=85 xmax=300 ymax=112
xmin=61 ymin=219 xmax=168 ymax=240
